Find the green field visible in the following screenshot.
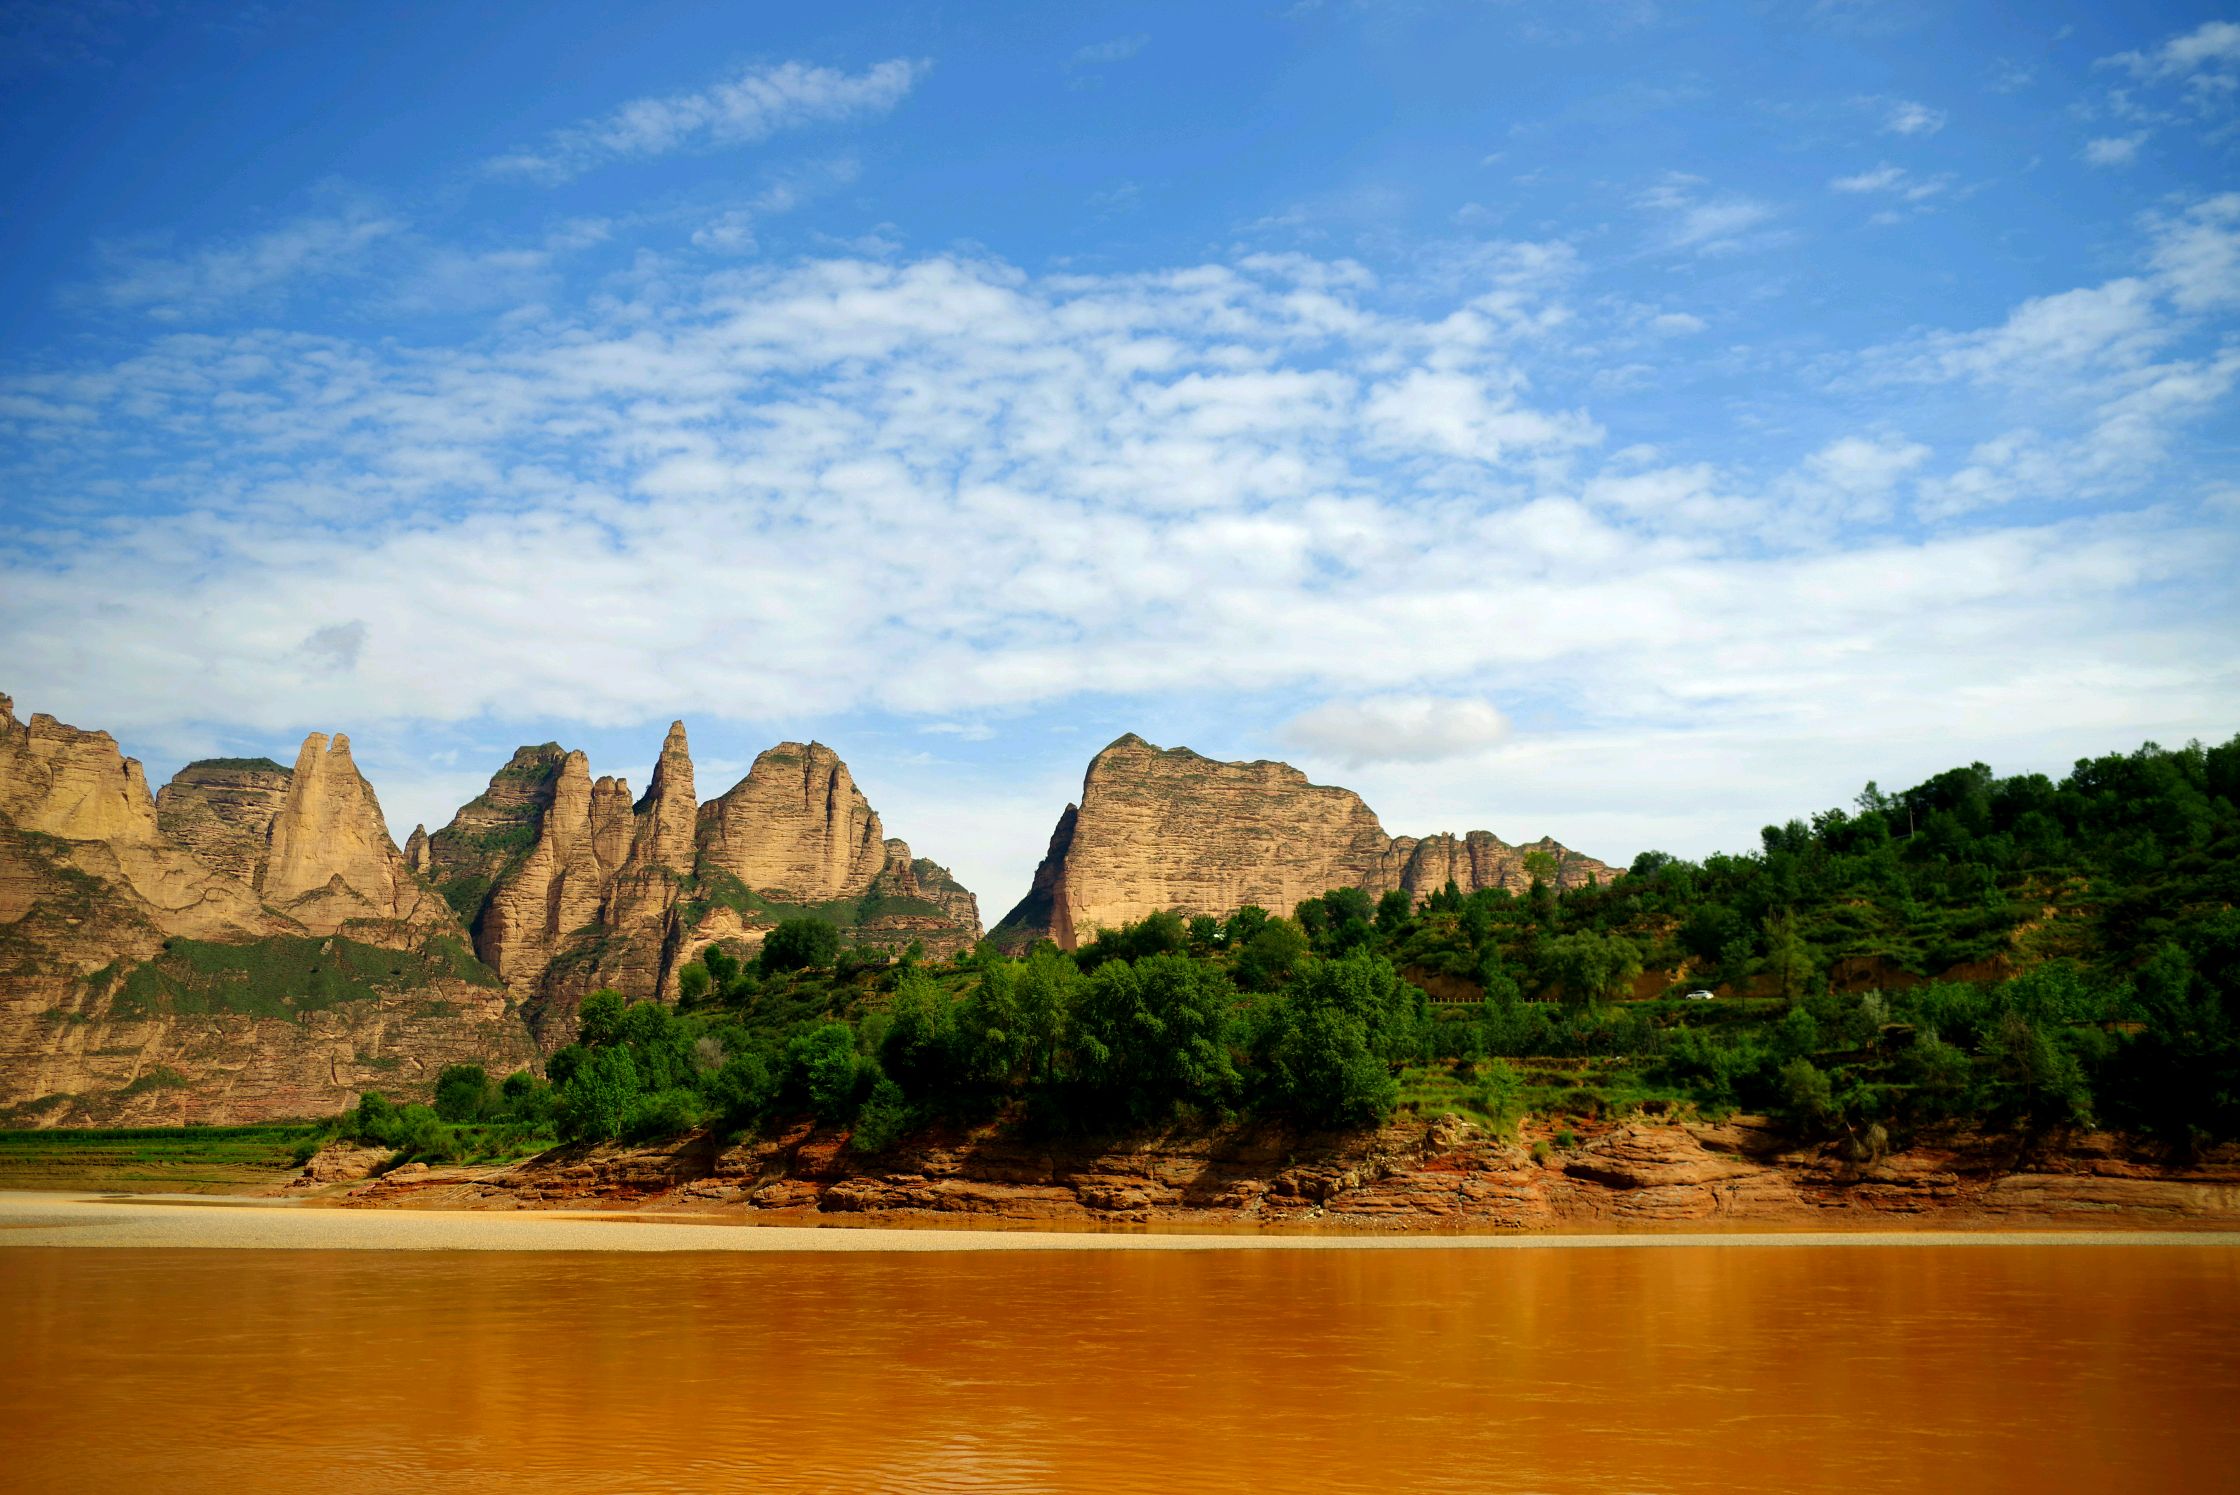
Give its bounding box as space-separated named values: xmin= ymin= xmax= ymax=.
xmin=0 ymin=1124 xmax=324 ymax=1193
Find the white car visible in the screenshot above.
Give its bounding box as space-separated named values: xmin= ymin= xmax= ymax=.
xmin=1683 ymin=989 xmax=1715 ymax=1001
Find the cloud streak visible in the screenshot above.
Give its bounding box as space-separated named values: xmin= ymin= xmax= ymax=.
xmin=486 ymin=59 xmax=924 ymax=182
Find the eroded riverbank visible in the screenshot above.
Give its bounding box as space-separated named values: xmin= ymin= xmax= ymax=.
xmin=293 ymin=1111 xmax=2240 ymax=1234
xmin=9 ymin=1190 xmax=2240 ymax=1251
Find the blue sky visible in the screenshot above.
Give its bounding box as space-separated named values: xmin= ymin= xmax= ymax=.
xmin=2 ymin=1 xmax=2236 ymax=915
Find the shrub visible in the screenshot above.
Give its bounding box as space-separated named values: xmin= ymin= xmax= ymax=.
xmin=433 ymin=1063 xmax=491 ymax=1123
xmin=761 ymin=918 xmax=840 ymax=974
xmin=850 ymin=1077 xmax=912 ymax=1154
xmin=625 ymin=1087 xmax=703 ymax=1140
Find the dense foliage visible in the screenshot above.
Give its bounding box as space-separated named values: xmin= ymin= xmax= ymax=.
xmin=380 ymin=736 xmax=2240 ymax=1158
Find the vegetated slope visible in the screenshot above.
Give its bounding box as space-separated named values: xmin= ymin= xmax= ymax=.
xmin=499 ymin=734 xmax=2238 ymax=1167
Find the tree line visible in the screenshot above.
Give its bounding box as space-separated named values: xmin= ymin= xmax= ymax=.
xmin=345 ymin=734 xmax=2238 ymax=1160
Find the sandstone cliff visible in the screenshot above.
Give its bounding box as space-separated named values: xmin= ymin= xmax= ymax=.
xmin=475 ymin=750 xmax=629 ymax=985
xmin=425 ymin=724 xmax=983 ymax=1048
xmin=995 ymin=734 xmax=1613 ymax=948
xmin=258 ymin=733 xmax=451 ymax=937
xmin=696 ymin=743 xmax=887 ymax=903
xmin=157 ymin=758 xmax=292 ymax=886
xmin=0 ymin=695 xmax=534 ymax=1125
xmin=4 ymin=691 xmax=989 ymax=1115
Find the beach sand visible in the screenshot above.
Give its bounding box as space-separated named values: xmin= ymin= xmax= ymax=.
xmin=3 ymin=1190 xmax=2237 ymax=1252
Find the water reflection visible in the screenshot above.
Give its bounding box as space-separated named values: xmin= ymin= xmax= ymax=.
xmin=3 ymin=1244 xmax=2234 ymax=1493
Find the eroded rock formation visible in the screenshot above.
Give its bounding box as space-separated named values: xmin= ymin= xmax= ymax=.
xmin=258 ymin=733 xmax=451 ymax=936
xmin=697 ymin=743 xmax=887 ymax=903
xmin=424 ymin=724 xmax=983 ymax=1048
xmin=0 ymin=695 xmax=533 ymax=1125
xmin=155 ymin=758 xmax=293 ymax=886
xmin=995 ymin=734 xmax=1613 ymax=948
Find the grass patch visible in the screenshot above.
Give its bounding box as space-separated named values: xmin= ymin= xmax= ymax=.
xmin=0 ymin=1123 xmax=323 ymax=1193
xmin=101 ymin=933 xmax=501 ymax=1021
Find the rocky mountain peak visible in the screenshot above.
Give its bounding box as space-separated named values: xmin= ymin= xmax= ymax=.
xmin=627 ymin=720 xmax=697 ymax=872
xmin=155 ymin=757 xmax=294 ymax=885
xmin=996 ymin=735 xmax=1611 ymax=949
xmin=696 ymin=740 xmax=885 ymax=903
xmin=0 ymin=699 xmax=163 ymax=846
xmin=258 ymin=729 xmax=445 ymax=933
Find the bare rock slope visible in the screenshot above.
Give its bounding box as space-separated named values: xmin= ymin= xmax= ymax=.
xmin=996 ymin=734 xmax=1613 ymax=949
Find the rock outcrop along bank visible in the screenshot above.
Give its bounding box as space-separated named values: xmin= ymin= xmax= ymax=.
xmin=1 ymin=692 xmax=988 ymax=1119
xmin=995 ymin=735 xmax=1614 ymax=949
xmin=333 ymin=1114 xmax=2240 ymax=1232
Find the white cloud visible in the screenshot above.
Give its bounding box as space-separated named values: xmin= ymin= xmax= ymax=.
xmin=486 ymin=59 xmax=924 ymax=182
xmin=93 ymin=207 xmax=403 ymax=320
xmin=1362 ymin=368 xmax=1600 ymax=465
xmin=2082 ymin=132 xmax=2147 ymax=168
xmin=1071 ymin=36 xmax=1148 ymax=66
xmin=2103 ymin=20 xmax=2240 ymax=82
xmin=1875 ymin=278 xmax=2169 ymax=382
xmin=1282 ymin=695 xmax=1510 ymax=768
xmin=2148 ymin=193 xmax=2240 ymax=311
xmin=1830 ymin=163 xmax=1949 ymax=201
xmin=1882 ymin=99 xmax=1946 ymax=135
xmin=1634 ymin=175 xmax=1781 ymax=256
xmin=1779 ymin=434 xmax=1929 ymax=525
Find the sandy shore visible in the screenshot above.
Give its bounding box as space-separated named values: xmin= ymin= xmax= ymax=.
xmin=1 ymin=1190 xmax=2236 ymax=1252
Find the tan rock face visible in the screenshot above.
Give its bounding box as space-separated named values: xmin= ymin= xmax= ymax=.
xmin=536 ymin=722 xmax=699 ymax=1034
xmin=996 ymin=734 xmax=1614 ymax=948
xmin=258 ymin=732 xmax=447 ymax=935
xmin=696 ymin=742 xmax=889 ymax=902
xmin=0 ymin=694 xmax=534 ymax=1125
xmin=0 ymin=694 xmax=161 ymax=846
xmin=858 ymin=839 xmax=982 ymax=954
xmin=629 ymin=721 xmax=697 ymax=875
xmin=2 ymin=691 xmax=986 ymax=1106
xmin=478 ymin=751 xmax=629 ymax=984
xmin=155 ymin=757 xmax=293 ymax=885
xmin=0 ymin=696 xmax=276 ymax=941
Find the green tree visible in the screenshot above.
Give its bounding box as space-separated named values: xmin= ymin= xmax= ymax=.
xmin=1224 ymin=905 xmax=1272 ymax=947
xmin=1762 ymin=910 xmax=1814 ymax=1004
xmin=556 ymin=1047 xmax=641 ymax=1141
xmin=1252 ymin=950 xmax=1417 ymax=1128
xmin=432 ymin=1063 xmax=491 ymax=1123
xmin=1538 ymin=930 xmax=1643 ymax=1006
xmin=1069 ymin=953 xmax=1239 ymax=1122
xmin=761 ymin=918 xmax=841 ymax=974
xmin=1230 ymin=918 xmax=1309 ymax=992
xmin=787 ymin=1023 xmax=863 ymax=1122
xmin=880 ymin=970 xmax=959 ymax=1099
xmin=577 ymin=989 xmax=628 ymax=1047
xmin=1375 ymin=888 xmax=1414 ymax=932
xmin=1775 ymin=1057 xmax=1837 ymax=1134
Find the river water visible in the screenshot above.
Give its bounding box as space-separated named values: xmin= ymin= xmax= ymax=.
xmin=3 ymin=1240 xmax=2235 ymax=1492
